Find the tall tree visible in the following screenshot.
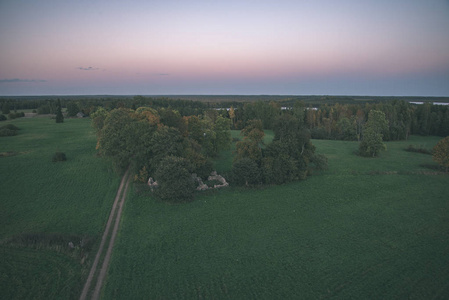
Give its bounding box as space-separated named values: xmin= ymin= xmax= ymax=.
xmin=235 ymin=119 xmax=265 ymax=162
xmin=154 ymin=156 xmax=195 ymax=202
xmin=229 ymin=106 xmax=236 ymax=128
xmin=359 ymin=110 xmax=388 ymax=157
xmin=55 ymin=99 xmax=64 ymax=123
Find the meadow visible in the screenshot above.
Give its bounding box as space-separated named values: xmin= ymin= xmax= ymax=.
xmin=102 ymin=133 xmax=449 ymax=299
xmin=0 ymin=117 xmax=120 ymax=299
xmin=1 ymin=116 xmax=448 ymax=299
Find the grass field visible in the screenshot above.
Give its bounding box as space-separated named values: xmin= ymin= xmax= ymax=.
xmin=0 ymin=117 xmax=121 ymax=299
xmin=2 ymin=118 xmax=448 ymax=299
xmin=103 ymin=134 xmax=449 ymax=299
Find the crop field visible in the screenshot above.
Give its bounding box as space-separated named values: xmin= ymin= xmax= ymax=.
xmin=103 ymin=134 xmax=449 ymax=299
xmin=1 ymin=117 xmax=448 ymax=299
xmin=0 ymin=117 xmax=120 ymax=299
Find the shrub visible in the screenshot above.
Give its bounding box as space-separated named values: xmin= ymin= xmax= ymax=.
xmin=1 ymin=124 xmax=20 ymax=131
xmin=52 ymin=152 xmax=67 ymax=162
xmin=405 ymin=145 xmax=432 ymax=155
xmin=0 ymin=124 xmax=20 ymax=137
xmin=7 ymin=112 xmax=24 ymax=119
xmin=0 ymin=128 xmax=17 ymax=137
xmin=0 ymin=114 xmax=6 ymax=121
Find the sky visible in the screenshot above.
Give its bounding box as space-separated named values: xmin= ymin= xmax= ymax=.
xmin=1 ymin=0 xmax=448 ymax=96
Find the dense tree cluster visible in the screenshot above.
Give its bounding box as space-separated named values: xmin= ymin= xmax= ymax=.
xmin=232 ymin=113 xmax=327 ymax=186
xmin=93 ymin=107 xmax=231 ymax=202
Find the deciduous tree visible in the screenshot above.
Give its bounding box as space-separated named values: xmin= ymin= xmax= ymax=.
xmin=232 ymin=157 xmax=262 ymax=186
xmin=359 ymin=110 xmax=388 ymax=157
xmin=154 ymin=156 xmax=195 ymax=202
xmin=235 ymin=119 xmax=265 ymax=163
xmin=433 ymin=136 xmax=449 ymax=172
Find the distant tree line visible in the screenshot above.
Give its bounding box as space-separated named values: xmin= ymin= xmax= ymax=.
xmin=229 ymin=100 xmax=449 ymax=139
xmin=0 ymin=96 xmax=211 ymax=117
xmin=2 ymin=96 xmax=448 ymax=138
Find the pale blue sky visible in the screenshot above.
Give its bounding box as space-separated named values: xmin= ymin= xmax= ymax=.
xmin=1 ymin=0 xmax=448 ymax=96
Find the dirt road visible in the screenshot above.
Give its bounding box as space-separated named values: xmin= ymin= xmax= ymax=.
xmin=79 ymin=168 xmax=131 ymax=300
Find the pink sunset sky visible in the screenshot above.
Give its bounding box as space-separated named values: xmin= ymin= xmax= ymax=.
xmin=1 ymin=0 xmax=448 ymax=96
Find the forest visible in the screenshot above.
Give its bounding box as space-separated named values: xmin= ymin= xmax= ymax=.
xmin=2 ymin=95 xmax=449 ymax=139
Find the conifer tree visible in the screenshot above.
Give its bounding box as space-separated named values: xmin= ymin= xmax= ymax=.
xmin=56 ymin=99 xmax=64 ymax=123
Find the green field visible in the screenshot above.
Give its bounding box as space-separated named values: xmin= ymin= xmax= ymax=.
xmin=102 ymin=134 xmax=449 ymax=299
xmin=1 ymin=117 xmax=448 ymax=299
xmin=0 ymin=117 xmax=120 ymax=299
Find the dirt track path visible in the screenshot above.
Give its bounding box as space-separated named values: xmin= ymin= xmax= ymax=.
xmin=79 ymin=168 xmax=131 ymax=300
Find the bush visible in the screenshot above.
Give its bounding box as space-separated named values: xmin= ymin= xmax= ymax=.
xmin=1 ymin=124 xmax=20 ymax=131
xmin=0 ymin=124 xmax=19 ymax=136
xmin=52 ymin=152 xmax=67 ymax=162
xmin=7 ymin=112 xmax=24 ymax=119
xmin=0 ymin=114 xmax=6 ymax=121
xmin=405 ymin=145 xmax=432 ymax=155
xmin=0 ymin=128 xmax=17 ymax=137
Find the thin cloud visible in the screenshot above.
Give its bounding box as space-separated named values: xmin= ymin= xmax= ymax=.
xmin=136 ymin=72 xmax=170 ymax=76
xmin=0 ymin=78 xmax=47 ymax=83
xmin=78 ymin=67 xmax=100 ymax=71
